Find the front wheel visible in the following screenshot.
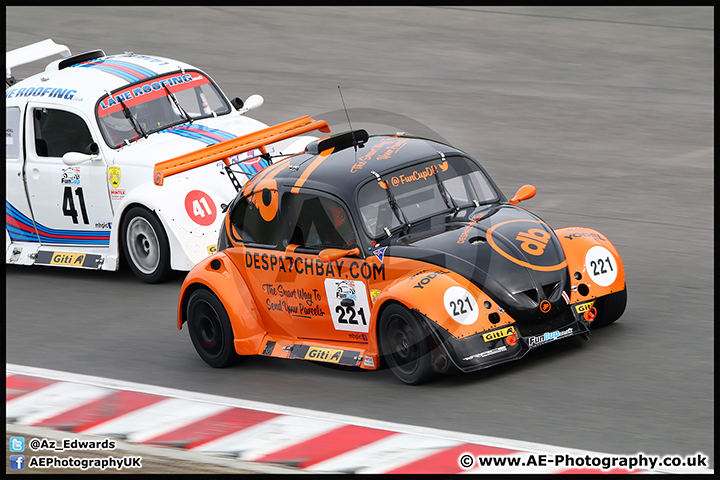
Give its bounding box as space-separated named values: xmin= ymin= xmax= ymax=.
xmin=378 ymin=304 xmax=434 ymax=385
xmin=186 ymin=288 xmax=240 ymax=368
xmin=121 ymin=206 xmax=171 ymax=283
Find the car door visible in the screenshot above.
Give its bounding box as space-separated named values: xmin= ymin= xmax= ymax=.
xmin=23 ymin=104 xmax=114 ymax=250
xmin=277 ymin=190 xmax=373 ymax=344
xmin=227 ymin=188 xmax=374 ymax=344
xmin=6 ymin=105 xmax=42 ymax=253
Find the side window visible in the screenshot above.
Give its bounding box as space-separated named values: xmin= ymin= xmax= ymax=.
xmin=229 ymin=190 xmax=279 ymax=247
xmin=6 ymin=107 xmax=21 ymax=159
xmin=33 ymin=108 xmax=93 ymax=158
xmin=283 ymin=193 xmax=357 ymax=250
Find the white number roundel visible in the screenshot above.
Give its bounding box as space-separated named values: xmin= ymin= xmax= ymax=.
xmin=443 ymin=286 xmax=479 ymax=325
xmin=585 ymin=245 xmax=618 ymax=287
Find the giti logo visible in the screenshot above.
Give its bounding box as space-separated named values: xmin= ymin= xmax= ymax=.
xmin=50 ymin=252 xmax=85 ymax=266
xmin=482 ymin=326 xmax=516 ymax=342
xmin=575 ymin=300 xmax=595 ymax=314
xmin=305 ymin=347 xmax=343 ymax=363
xmin=516 ymin=228 xmax=551 ymax=256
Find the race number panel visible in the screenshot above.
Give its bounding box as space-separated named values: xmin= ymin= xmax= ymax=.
xmin=185 ymin=190 xmax=217 ymax=226
xmin=443 ymin=285 xmax=479 ymax=325
xmin=584 ymin=245 xmax=618 ymax=287
xmin=324 ymin=278 xmax=371 ymax=333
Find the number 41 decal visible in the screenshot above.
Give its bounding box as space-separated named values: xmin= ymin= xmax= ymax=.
xmin=62 ymin=186 xmax=89 ymax=224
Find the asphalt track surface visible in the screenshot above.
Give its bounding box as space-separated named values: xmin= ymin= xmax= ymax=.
xmin=6 ymin=6 xmax=714 ymax=468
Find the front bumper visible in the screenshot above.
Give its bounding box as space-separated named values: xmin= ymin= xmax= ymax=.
xmin=424 ymin=305 xmax=592 ymax=373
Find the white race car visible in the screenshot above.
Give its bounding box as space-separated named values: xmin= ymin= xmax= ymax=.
xmin=6 ymin=39 xmax=314 ymax=282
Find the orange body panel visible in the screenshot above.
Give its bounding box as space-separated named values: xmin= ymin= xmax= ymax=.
xmin=555 ymin=227 xmax=626 ymax=304
xmin=178 ymin=252 xmax=267 ymax=356
xmin=362 ymin=257 xmax=518 ymax=364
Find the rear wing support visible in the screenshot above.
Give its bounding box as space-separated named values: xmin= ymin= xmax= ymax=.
xmin=6 ymin=39 xmax=71 ymax=86
xmin=153 ymin=116 xmax=330 ymax=187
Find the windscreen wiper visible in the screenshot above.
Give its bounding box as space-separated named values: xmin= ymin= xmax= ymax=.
xmin=371 ymin=170 xmax=410 ymax=237
xmin=164 ymin=85 xmax=192 ymax=124
xmin=434 ymin=151 xmax=459 ymax=213
xmin=116 ymin=96 xmax=147 ymax=140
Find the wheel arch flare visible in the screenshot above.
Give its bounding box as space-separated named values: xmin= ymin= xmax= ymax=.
xmin=366 ymin=267 xmax=516 ymax=366
xmin=555 ymin=226 xmax=626 ymax=304
xmin=178 ymin=251 xmax=267 ymax=356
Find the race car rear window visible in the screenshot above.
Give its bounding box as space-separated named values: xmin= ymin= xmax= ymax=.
xmin=230 ymin=192 xmax=279 ymax=247
xmin=96 ymin=70 xmax=231 ymax=148
xmin=282 ymin=193 xmax=357 ymax=250
xmin=357 ymin=155 xmax=498 ymax=238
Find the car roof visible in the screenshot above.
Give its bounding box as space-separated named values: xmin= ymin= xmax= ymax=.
xmin=249 ymin=134 xmax=468 ymax=207
xmin=6 ymin=51 xmax=201 ymax=110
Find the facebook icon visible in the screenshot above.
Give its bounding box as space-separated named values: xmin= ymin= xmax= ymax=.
xmin=10 ymin=454 xmax=25 ymax=470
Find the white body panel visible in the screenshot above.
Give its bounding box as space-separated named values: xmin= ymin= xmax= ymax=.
xmin=5 ymin=40 xmax=310 ymax=276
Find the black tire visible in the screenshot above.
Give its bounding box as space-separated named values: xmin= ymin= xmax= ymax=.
xmin=121 ymin=206 xmax=171 ymax=283
xmin=186 ymin=288 xmax=240 ymax=368
xmin=590 ymin=286 xmax=627 ymax=329
xmin=378 ymin=304 xmax=434 ymax=385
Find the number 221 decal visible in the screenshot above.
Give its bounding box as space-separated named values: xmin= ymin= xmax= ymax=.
xmin=585 ymin=245 xmax=618 ymax=287
xmin=324 ymin=279 xmax=371 ymax=333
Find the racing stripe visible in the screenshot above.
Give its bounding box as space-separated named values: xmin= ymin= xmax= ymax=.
xmin=290 ymin=148 xmax=334 ymax=194
xmin=164 ymin=125 xmax=236 ymax=145
xmin=6 ymin=202 xmax=40 ymax=242
xmin=70 ymin=59 xmax=156 ymax=82
xmin=6 ymin=201 xmax=110 ymax=246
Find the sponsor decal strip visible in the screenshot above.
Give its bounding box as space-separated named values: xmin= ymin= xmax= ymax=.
xmin=5 ymin=365 xmax=707 ymax=474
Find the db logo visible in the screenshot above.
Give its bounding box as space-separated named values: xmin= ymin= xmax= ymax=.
xmin=185 ymin=190 xmax=216 ymax=226
xmin=540 ymin=300 xmax=552 ymax=313
xmin=516 ymin=229 xmax=551 ymax=256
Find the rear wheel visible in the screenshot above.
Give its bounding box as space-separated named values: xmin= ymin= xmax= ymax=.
xmin=122 ymin=206 xmax=171 ymax=283
xmin=379 ymin=304 xmax=434 ymax=385
xmin=186 ymin=288 xmax=240 ymax=368
xmin=590 ymin=286 xmax=627 ymax=329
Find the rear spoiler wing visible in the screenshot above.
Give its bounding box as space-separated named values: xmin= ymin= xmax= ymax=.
xmin=153 ymin=116 xmax=331 ymax=186
xmin=6 ymin=39 xmax=71 ymax=86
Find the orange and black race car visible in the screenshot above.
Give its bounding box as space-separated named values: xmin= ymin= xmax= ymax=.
xmin=156 ymin=116 xmax=626 ymax=384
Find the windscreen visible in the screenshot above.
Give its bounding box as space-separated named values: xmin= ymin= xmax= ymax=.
xmin=96 ymin=70 xmax=231 ymax=148
xmin=357 ymin=155 xmax=499 ymax=238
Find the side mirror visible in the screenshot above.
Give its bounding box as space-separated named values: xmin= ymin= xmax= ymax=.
xmin=318 ymin=247 xmax=360 ymax=263
xmin=237 ymin=94 xmax=264 ymax=114
xmin=62 ymin=151 xmax=99 ymax=165
xmin=61 ymin=143 xmax=100 ymax=165
xmin=509 ymin=184 xmax=536 ymax=205
xmin=231 ymin=97 xmax=244 ymax=110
